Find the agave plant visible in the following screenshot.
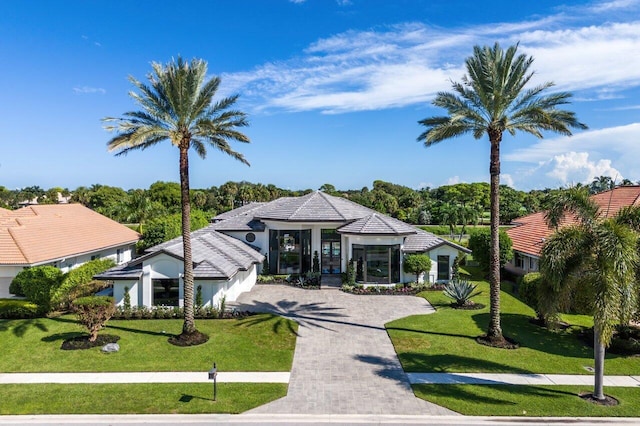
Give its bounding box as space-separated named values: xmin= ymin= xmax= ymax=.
xmin=443 ymin=279 xmax=481 ymax=307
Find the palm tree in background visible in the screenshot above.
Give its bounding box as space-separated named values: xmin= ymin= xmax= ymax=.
xmin=540 ymin=187 xmax=639 ymax=401
xmin=104 ymin=57 xmax=250 ymax=341
xmin=418 ymin=42 xmax=586 ymax=345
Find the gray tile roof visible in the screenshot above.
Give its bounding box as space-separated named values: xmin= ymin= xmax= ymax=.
xmin=213 ymin=202 xmax=268 ymax=220
xmin=403 ymin=229 xmax=471 ymax=253
xmin=337 ymin=213 xmax=417 ymax=235
xmin=94 ymin=262 xmax=143 ymax=280
xmin=98 ymin=228 xmax=264 ymax=281
xmin=253 ymin=191 xmax=376 ymax=222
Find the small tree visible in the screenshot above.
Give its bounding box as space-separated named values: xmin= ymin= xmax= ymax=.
xmin=262 ymin=254 xmax=270 ymax=275
xmin=468 ymin=228 xmax=513 ymax=273
xmin=312 ymin=251 xmax=320 ymax=273
xmin=72 ymin=296 xmax=116 ymax=342
xmin=403 ymin=254 xmax=432 ymax=285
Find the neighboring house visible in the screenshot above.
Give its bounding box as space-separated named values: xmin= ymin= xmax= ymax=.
xmin=0 ymin=204 xmax=140 ymax=296
xmin=99 ymin=191 xmax=469 ymax=309
xmin=505 ymin=185 xmax=640 ymax=276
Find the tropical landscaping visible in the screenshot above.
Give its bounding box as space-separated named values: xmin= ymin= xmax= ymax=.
xmin=0 ymin=313 xmax=297 ymax=414
xmin=387 ymin=266 xmax=640 ymax=416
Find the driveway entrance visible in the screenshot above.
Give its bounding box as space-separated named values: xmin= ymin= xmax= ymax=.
xmin=234 ymin=284 xmax=457 ymax=415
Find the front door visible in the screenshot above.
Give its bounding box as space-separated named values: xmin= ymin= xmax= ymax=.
xmin=321 ymin=241 xmax=341 ymax=274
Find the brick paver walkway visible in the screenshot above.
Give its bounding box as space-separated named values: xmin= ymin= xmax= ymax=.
xmin=233 ymin=283 xmax=456 ymax=415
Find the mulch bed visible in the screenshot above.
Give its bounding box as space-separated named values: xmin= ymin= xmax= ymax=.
xmin=476 ymin=334 xmax=519 ymax=349
xmin=61 ymin=334 xmax=120 ymax=351
xmin=450 ymin=302 xmax=485 ymax=310
xmin=580 ymin=393 xmax=619 ymax=406
xmin=168 ymin=330 xmax=210 ymax=347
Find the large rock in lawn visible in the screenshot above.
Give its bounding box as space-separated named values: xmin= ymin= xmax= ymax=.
xmin=101 ymin=342 xmax=120 ymax=353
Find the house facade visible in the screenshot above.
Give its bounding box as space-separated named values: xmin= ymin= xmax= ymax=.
xmin=0 ymin=204 xmax=140 ymax=296
xmin=100 ymin=191 xmax=469 ymax=308
xmin=505 ymin=186 xmax=640 ymax=276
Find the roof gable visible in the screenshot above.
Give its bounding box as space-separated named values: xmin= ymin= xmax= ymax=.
xmin=507 ymin=186 xmax=640 ymax=257
xmin=0 ymin=204 xmax=140 ymax=265
xmin=338 ymin=213 xmax=417 ymax=235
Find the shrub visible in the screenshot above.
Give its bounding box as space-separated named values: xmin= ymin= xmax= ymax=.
xmin=8 ymin=278 xmax=25 ymax=297
xmin=262 ymin=255 xmax=270 ymax=275
xmin=12 ymin=266 xmax=63 ymax=310
xmin=51 ymin=259 xmax=115 ymax=310
xmin=443 ymin=278 xmax=481 ymax=307
xmin=345 ymin=258 xmax=356 ymax=285
xmin=195 ymin=285 xmax=203 ymax=308
xmin=138 ymin=210 xmax=210 ymax=251
xmin=467 ymin=228 xmax=513 ymax=272
xmin=123 ymin=286 xmax=131 ymax=311
xmin=518 ymin=272 xmax=541 ymax=309
xmin=403 ymin=254 xmax=432 ymax=285
xmin=0 ymin=299 xmax=41 ymax=319
xmin=72 ymin=296 xmax=116 ymax=342
xmin=312 ymin=251 xmax=320 ymax=273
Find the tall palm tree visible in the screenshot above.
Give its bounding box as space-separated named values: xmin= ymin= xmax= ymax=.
xmin=418 ymin=42 xmax=586 ymax=345
xmin=104 ymin=57 xmax=250 ymax=340
xmin=539 ymin=187 xmax=639 ymax=401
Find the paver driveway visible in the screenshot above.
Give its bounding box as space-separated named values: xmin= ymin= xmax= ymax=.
xmin=234 ymin=283 xmax=457 ymax=415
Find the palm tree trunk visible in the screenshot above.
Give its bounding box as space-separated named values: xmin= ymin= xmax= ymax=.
xmin=179 ymin=145 xmax=196 ymax=335
xmin=487 ymin=133 xmax=503 ymax=340
xmin=593 ymin=326 xmax=606 ymax=400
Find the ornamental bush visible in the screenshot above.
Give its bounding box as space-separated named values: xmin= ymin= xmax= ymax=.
xmin=72 ymin=296 xmax=116 ymax=342
xmin=0 ymin=299 xmax=41 ymax=319
xmin=443 ymin=278 xmax=481 ymax=307
xmin=518 ymin=272 xmax=541 ymax=310
xmin=403 ymin=254 xmax=432 ymax=285
xmin=52 ymin=258 xmax=115 ymax=310
xmin=467 ymin=228 xmax=513 ymax=272
xmin=12 ymin=266 xmax=63 ymax=310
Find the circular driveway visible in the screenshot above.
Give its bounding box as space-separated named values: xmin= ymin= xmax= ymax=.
xmin=234 ymin=284 xmax=457 ymax=415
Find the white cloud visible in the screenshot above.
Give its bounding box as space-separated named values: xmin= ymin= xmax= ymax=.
xmin=505 ymin=123 xmax=640 ymax=163
xmin=501 ymin=174 xmax=515 ymax=188
xmin=289 ymin=0 xmax=306 ymax=3
xmin=222 ymin=3 xmax=640 ymax=114
xmin=543 ymin=152 xmax=621 ymax=185
xmin=446 ymin=176 xmax=461 ymax=185
xmin=73 ymin=86 xmax=106 ymax=94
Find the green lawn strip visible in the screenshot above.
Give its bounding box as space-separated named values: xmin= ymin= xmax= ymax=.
xmin=413 ymin=384 xmax=640 ymax=417
xmin=0 ymin=314 xmax=297 ymax=372
xmin=386 ymin=268 xmax=640 ymax=375
xmin=0 ymin=383 xmax=287 ymax=414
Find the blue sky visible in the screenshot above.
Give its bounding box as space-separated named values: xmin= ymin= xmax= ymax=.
xmin=1 ymin=0 xmax=639 ymax=192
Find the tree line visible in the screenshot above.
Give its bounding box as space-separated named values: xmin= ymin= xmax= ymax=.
xmin=1 ymin=176 xmax=635 ymax=228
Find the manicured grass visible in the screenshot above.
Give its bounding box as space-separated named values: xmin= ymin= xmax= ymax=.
xmin=0 ymin=383 xmax=287 ymax=414
xmin=386 ymin=268 xmax=640 ymax=375
xmin=413 ymin=384 xmax=640 ymax=417
xmin=0 ymin=314 xmax=297 ymax=372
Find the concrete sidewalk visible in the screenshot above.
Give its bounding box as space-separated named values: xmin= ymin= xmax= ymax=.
xmin=2 ymin=371 xmax=639 ymax=387
xmin=0 ymin=372 xmax=289 ymax=384
xmin=408 ymin=372 xmax=640 ymax=387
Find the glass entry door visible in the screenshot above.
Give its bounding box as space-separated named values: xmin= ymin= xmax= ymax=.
xmin=321 ymin=241 xmax=341 ymax=274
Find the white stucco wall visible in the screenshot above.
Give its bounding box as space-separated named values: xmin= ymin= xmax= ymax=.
xmin=0 ymin=243 xmax=135 ymax=297
xmin=111 ymin=253 xmax=259 ymax=309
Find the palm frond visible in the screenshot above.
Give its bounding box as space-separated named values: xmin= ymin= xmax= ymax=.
xmin=544 ymin=186 xmax=599 ymax=229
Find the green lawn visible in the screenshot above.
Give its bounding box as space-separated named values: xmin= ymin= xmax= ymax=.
xmin=0 ymin=383 xmax=287 ymax=414
xmin=413 ymin=384 xmax=640 ymax=417
xmin=386 ymin=268 xmax=640 ymax=375
xmin=0 ymin=314 xmax=297 ymax=372
xmin=387 ymin=267 xmax=640 ymax=416
xmin=0 ymin=314 xmax=296 ymax=414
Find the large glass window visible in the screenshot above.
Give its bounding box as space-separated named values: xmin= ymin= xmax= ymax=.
xmin=153 ymin=278 xmax=179 ymax=306
xmin=269 ymin=230 xmax=312 ymax=275
xmin=437 ymin=255 xmax=450 ymax=281
xmin=352 ymin=244 xmax=400 ymax=284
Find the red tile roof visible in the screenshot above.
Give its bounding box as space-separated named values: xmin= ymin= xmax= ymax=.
xmin=0 ymin=204 xmax=140 ymax=265
xmin=507 ymin=186 xmax=640 ymax=257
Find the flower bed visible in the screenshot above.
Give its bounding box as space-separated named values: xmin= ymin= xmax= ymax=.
xmin=341 ymin=283 xmax=444 ymax=295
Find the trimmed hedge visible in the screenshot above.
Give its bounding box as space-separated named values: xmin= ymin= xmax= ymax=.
xmin=11 ymin=266 xmax=63 ymax=310
xmin=0 ymin=299 xmax=41 ymax=319
xmin=51 ymin=259 xmax=115 ymax=309
xmin=518 ymin=272 xmax=541 ymax=309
